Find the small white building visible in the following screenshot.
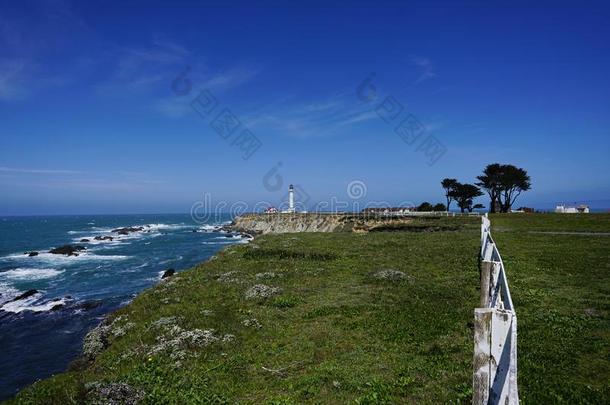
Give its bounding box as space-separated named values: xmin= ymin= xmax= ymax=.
xmin=555 ymin=204 xmax=590 ymax=214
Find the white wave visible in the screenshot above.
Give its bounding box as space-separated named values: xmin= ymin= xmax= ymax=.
xmin=202 ymin=241 xmax=234 ymax=245
xmin=89 ymin=226 xmax=114 ymax=233
xmin=75 ymin=223 xmax=190 ymax=243
xmin=1 ymin=293 xmax=71 ymax=313
xmin=157 ymin=255 xmax=183 ymax=266
xmin=0 ymin=282 xmax=20 ymax=303
xmin=3 ymin=252 xmax=129 ymax=263
xmin=198 ymin=224 xmax=225 ymax=233
xmin=0 ymin=268 xmax=64 ymax=281
xmin=144 ymin=223 xmax=190 ymax=231
xmin=217 ymin=236 xmax=250 ymax=244
xmin=214 ymin=234 xmax=243 ymax=240
xmin=71 ymin=236 xmax=123 ymax=245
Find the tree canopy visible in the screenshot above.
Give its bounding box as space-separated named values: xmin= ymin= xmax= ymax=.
xmin=449 ymin=182 xmax=484 ymax=213
xmin=441 ymin=178 xmax=458 ymax=211
xmin=417 ymin=202 xmax=434 ymax=212
xmin=476 ymin=164 xmax=531 ymax=213
xmin=433 ymin=203 xmax=447 ymax=212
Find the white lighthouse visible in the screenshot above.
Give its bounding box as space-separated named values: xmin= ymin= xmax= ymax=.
xmin=288 ymin=184 xmax=295 ymax=213
xmin=281 ymin=184 xmax=296 ymax=213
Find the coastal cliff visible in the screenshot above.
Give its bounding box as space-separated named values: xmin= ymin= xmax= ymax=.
xmin=230 ymin=213 xmax=419 ymax=234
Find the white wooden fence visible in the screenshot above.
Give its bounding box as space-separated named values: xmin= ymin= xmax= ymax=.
xmin=473 ymin=214 xmax=519 ymax=404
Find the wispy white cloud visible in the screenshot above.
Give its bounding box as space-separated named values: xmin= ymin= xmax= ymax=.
xmin=26 ymin=178 xmax=160 ymax=193
xmin=0 ymin=168 xmax=166 ymax=193
xmin=241 ymin=92 xmax=379 ymax=139
xmin=1 ymin=1 xmax=257 ymax=109
xmin=0 ymin=57 xmax=74 ymax=102
xmin=424 ymin=121 xmax=445 ymax=133
xmin=0 ymin=58 xmax=30 ymax=101
xmin=411 ymin=56 xmax=436 ymax=84
xmin=94 ymin=36 xmax=260 ymax=118
xmin=199 ymin=67 xmax=260 ymax=92
xmin=0 ymin=0 xmax=87 ymax=102
xmin=97 ymin=41 xmax=190 ymax=96
xmin=111 ymin=40 xmax=258 ymax=94
xmin=0 ymin=0 xmax=86 ymax=54
xmin=153 ymin=66 xmax=260 ymax=118
xmin=152 ymin=97 xmax=193 ymax=118
xmin=151 ymin=37 xmax=189 ymax=56
xmin=0 ymin=166 xmax=83 ymax=175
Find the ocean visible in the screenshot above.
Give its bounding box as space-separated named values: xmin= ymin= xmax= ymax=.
xmin=0 ymin=213 xmax=243 ymax=401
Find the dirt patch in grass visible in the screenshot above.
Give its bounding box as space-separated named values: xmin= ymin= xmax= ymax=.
xmin=373 ymin=269 xmax=409 ymax=282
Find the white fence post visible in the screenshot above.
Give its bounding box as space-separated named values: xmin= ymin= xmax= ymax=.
xmin=473 ymin=308 xmax=493 ymax=403
xmin=474 ymin=217 xmax=519 ymax=404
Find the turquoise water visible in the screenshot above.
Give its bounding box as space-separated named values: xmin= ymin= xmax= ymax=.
xmin=0 ymin=214 xmax=242 ymax=400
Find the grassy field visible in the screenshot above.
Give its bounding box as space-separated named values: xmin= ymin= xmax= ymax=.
xmin=8 ymin=214 xmax=610 ymax=404
xmin=489 ymin=213 xmax=610 ymax=403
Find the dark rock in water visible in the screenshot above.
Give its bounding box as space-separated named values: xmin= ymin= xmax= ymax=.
xmin=161 ymin=268 xmax=176 ymax=279
xmin=94 ymin=235 xmax=114 ymax=241
xmin=50 ymin=297 xmax=70 ymax=311
xmin=111 ymin=226 xmax=144 ymax=235
xmin=220 ymin=224 xmax=232 ymax=232
xmin=25 ymin=251 xmax=39 ymax=257
xmin=78 ymin=299 xmax=103 ymax=310
xmin=11 ymin=289 xmax=39 ymax=301
xmin=49 ymin=245 xmax=86 ymax=256
xmin=80 ymin=239 xmax=90 ymax=243
xmin=192 ymin=229 xmax=198 ymax=232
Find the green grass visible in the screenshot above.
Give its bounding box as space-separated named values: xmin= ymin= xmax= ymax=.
xmin=489 ymin=213 xmax=610 ymax=403
xmin=8 ymin=214 xmax=610 ymax=404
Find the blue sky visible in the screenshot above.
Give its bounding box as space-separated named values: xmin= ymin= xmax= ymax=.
xmin=1 ymin=0 xmax=609 ymax=215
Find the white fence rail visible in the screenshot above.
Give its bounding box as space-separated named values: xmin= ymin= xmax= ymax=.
xmin=473 ymin=214 xmax=519 ymax=404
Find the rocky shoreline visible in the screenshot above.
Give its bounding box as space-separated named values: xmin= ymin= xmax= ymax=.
xmin=64 ymin=226 xmax=252 ymax=367
xmin=66 ymin=215 xmax=422 ymax=371
xmin=2 ymin=222 xmax=253 ymax=315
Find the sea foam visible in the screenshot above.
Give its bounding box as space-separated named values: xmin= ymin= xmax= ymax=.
xmin=0 ymin=268 xmax=64 ymax=281
xmin=3 ymin=252 xmax=129 ymax=264
xmin=0 ymin=292 xmax=71 ymax=313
